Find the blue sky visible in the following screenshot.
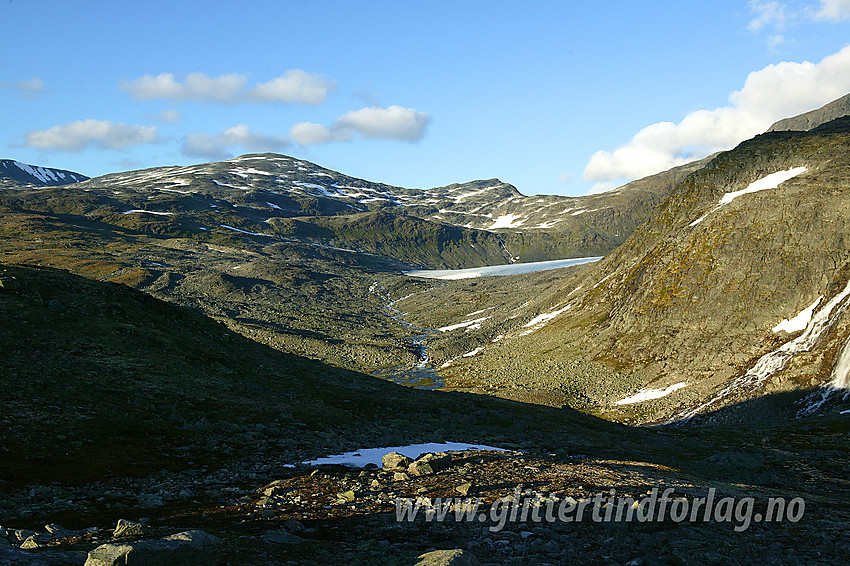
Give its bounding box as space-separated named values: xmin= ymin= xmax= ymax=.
xmin=3 ymin=1 xmax=850 ymax=196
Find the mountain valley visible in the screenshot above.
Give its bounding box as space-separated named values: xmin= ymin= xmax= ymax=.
xmin=2 ymin=98 xmax=850 ymax=564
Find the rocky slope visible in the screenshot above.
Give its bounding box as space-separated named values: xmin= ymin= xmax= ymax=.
xmin=767 ymin=92 xmax=850 ymax=132
xmin=422 ymin=114 xmax=850 ymax=426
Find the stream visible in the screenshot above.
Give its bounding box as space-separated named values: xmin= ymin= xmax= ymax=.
xmin=368 ymin=283 xmax=446 ymax=390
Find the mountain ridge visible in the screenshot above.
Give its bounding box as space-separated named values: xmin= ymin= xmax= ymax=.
xmin=0 ymin=159 xmax=88 ymax=188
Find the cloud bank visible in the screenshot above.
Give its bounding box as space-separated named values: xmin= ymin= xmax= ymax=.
xmin=182 ymin=125 xmax=290 ymax=160
xmin=24 ymin=119 xmax=159 ymax=151
xmin=290 ymin=105 xmax=430 ymax=145
xmin=120 ymin=70 xmax=336 ymax=105
xmin=582 ymin=45 xmax=850 ymax=190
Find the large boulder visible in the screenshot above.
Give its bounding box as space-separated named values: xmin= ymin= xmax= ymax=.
xmin=408 ymin=452 xmax=452 ymax=476
xmin=382 ymin=451 xmax=413 ymax=470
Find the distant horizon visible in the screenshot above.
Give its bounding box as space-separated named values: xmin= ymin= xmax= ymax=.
xmin=3 ymin=1 xmax=850 ymax=196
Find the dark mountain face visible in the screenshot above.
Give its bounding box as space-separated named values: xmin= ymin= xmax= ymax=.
xmin=0 ymin=159 xmax=88 ymax=188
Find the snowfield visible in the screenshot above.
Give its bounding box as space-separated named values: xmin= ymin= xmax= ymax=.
xmin=405 ymin=257 xmax=602 ymax=280
xmin=615 ymin=383 xmax=687 ymax=405
xmin=690 ymin=166 xmax=808 ymax=226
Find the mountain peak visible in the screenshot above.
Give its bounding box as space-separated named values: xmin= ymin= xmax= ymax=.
xmin=767 ymin=92 xmax=850 ymax=132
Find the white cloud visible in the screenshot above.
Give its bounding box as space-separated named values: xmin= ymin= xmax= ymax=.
xmin=815 ymin=0 xmax=850 ymax=20
xmin=121 ymin=73 xmax=246 ymax=103
xmin=583 ymin=45 xmax=850 ymax=185
xmin=336 ymin=106 xmax=430 ymax=140
xmin=289 ymin=121 xmax=351 ymax=145
xmin=1 ymin=77 xmax=45 ymax=96
xmin=748 ymin=1 xmax=789 ymax=31
xmin=151 ymin=109 xmax=182 ymax=123
xmin=251 ymin=70 xmax=336 ymax=105
xmin=120 ymin=70 xmax=334 ymax=105
xmin=182 ymin=124 xmax=290 ymax=160
xmin=24 ymin=119 xmax=159 ymax=152
xmin=290 ymin=105 xmax=430 ymax=146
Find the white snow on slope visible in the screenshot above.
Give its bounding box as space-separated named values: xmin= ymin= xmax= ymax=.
xmin=690 ymin=167 xmax=807 ymax=226
xmin=462 ymin=347 xmax=485 ymax=357
xmin=302 ymin=442 xmax=507 ymax=468
xmin=676 ymin=278 xmax=850 ymax=421
xmin=14 ymin=161 xmax=56 ymax=184
xmin=219 ymin=224 xmax=270 ymax=237
xmin=615 ymin=382 xmax=687 ymax=405
xmin=405 ymin=257 xmax=602 ymax=280
xmin=719 ymin=167 xmax=808 ymax=205
xmin=438 ymin=317 xmax=491 ymax=332
xmin=212 ymin=179 xmax=252 ymax=190
xmin=488 ymin=214 xmax=525 ymax=229
xmin=521 ymin=305 xmax=572 ymax=335
xmin=122 ymin=210 xmax=173 ymax=216
xmin=773 ymin=296 xmax=823 ymax=334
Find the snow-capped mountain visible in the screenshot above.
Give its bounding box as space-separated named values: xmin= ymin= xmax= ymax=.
xmin=0 ymin=159 xmax=88 ymax=188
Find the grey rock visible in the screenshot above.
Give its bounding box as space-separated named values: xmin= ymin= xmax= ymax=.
xmin=767 ymin=93 xmax=850 ymax=132
xmin=112 ymin=519 xmax=149 ymax=539
xmin=84 ymin=530 xmax=221 ymax=566
xmin=413 ymin=549 xmax=480 ymax=566
xmin=14 ymin=530 xmax=35 ymax=543
xmin=21 ymin=535 xmax=47 ymax=549
xmin=408 ymin=452 xmax=452 ymax=476
xmin=337 ymin=490 xmax=356 ymax=502
xmin=44 ymin=524 xmax=71 ymax=538
xmin=382 ymin=451 xmax=413 ymax=470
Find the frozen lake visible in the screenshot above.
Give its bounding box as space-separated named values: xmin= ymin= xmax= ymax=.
xmin=404 ymin=256 xmax=602 ymax=280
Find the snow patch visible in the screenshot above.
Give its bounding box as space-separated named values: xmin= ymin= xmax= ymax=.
xmin=302 ymin=442 xmax=507 ymax=468
xmin=219 ymin=224 xmax=270 ymax=237
xmin=773 ymin=296 xmax=823 ymax=334
xmin=406 ymin=257 xmax=601 ymax=280
xmin=438 ymin=317 xmax=490 ymax=332
xmin=520 ymin=304 xmax=572 ymax=335
xmin=615 ymin=383 xmax=687 ymax=405
xmin=690 ymin=167 xmax=808 ymax=226
xmin=122 ymin=210 xmax=173 ymax=216
xmin=720 ymin=167 xmax=808 ymax=205
xmin=678 ymin=277 xmax=850 ymax=421
xmin=488 ymin=214 xmax=526 ymax=229
xmin=462 ymin=347 xmax=485 ymax=358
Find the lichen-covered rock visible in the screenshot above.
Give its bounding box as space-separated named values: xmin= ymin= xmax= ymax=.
xmin=112 ymin=519 xmax=148 ymax=539
xmin=414 ymin=549 xmax=480 ymax=566
xmin=408 ymin=452 xmax=452 ymax=476
xmin=381 ymin=451 xmax=412 ymax=470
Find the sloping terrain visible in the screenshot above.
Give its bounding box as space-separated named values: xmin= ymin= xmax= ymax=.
xmin=418 ymin=117 xmax=850 ymax=425
xmin=2 ymin=263 xmax=849 ymax=565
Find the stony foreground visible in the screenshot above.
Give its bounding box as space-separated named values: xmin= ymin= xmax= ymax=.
xmin=1 ymin=448 xmax=848 ymax=565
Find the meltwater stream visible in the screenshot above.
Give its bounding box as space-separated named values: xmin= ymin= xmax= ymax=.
xmin=370 ymin=256 xmax=603 ymax=389
xmin=370 ymin=288 xmax=445 ymax=390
